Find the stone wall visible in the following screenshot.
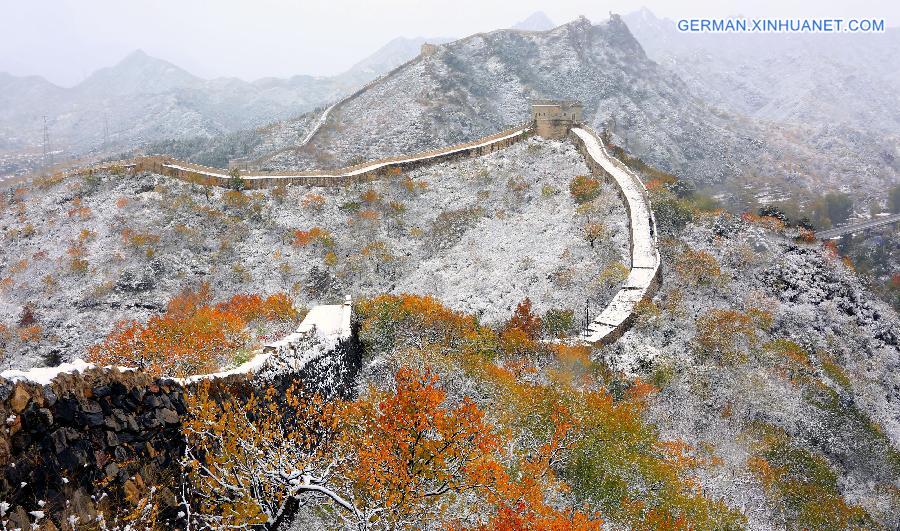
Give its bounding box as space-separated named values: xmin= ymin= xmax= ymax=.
xmin=125 ymin=124 xmax=532 ymax=190
xmin=0 ymin=329 xmax=361 ymax=529
xmin=532 ymin=101 xmax=583 ymax=139
xmin=569 ymin=126 xmax=663 ymax=346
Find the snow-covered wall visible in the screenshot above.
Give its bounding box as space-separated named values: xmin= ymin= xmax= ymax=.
xmin=123 ymin=123 xmax=532 ymax=190
xmin=569 ymin=126 xmax=662 ymax=345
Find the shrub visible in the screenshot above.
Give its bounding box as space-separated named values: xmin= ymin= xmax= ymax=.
xmin=292 ymin=227 xmax=333 ymax=248
xmin=67 ymin=197 xmax=92 ymax=220
xmin=227 ymin=168 xmax=246 ymax=191
xmin=17 ymin=324 xmax=42 ymax=342
xmin=359 ymin=209 xmax=380 ymax=222
xmin=88 ymin=284 xmax=298 ymax=377
xmin=541 ymin=184 xmax=559 ymax=197
xmin=570 ymin=175 xmax=601 ymax=204
xmin=674 ymin=248 xmax=721 ymax=286
xmin=401 ymin=176 xmax=428 ymax=195
xmin=694 ymin=309 xmax=760 ymax=362
xmin=302 ymin=193 xmax=325 ymax=210
xmin=543 ymin=308 xmax=575 ymax=338
xmin=360 ymin=188 xmax=381 ymax=204
xmin=271 ymin=184 xmax=288 ymax=203
xmin=388 ymin=200 xmax=406 ymax=217
xmin=339 ymin=200 xmax=361 ymax=213
xmin=223 ymin=190 xmax=250 ymax=209
xmin=583 ymin=222 xmax=605 ymax=247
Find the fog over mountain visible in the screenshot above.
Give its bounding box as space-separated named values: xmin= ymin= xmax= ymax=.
xmin=622 ymin=7 xmax=900 ymax=135
xmin=0 ymin=37 xmax=452 ymax=176
xmin=511 ymin=11 xmax=556 ymax=31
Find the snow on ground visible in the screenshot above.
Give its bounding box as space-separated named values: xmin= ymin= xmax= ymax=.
xmin=0 ymin=137 xmax=628 ymax=369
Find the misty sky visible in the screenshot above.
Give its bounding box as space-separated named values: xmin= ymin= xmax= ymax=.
xmin=2 ymin=0 xmax=897 ymax=86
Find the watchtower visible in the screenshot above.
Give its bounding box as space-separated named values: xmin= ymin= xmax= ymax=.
xmin=531 ymin=100 xmax=583 ymax=139
xmin=420 ymin=43 xmax=439 ymax=57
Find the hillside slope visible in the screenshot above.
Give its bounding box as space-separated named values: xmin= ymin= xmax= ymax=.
xmin=263 ymin=16 xmax=761 ymax=185
xmin=0 ymin=138 xmax=627 ymax=369
xmin=235 ymin=15 xmax=895 ymax=209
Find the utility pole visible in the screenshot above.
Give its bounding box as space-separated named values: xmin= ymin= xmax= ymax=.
xmin=42 ymin=115 xmax=53 ymax=170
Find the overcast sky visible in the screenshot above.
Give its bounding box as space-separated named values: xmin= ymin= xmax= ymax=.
xmin=1 ymin=0 xmax=897 ymax=86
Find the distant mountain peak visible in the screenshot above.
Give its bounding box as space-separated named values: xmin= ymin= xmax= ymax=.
xmin=512 ymin=11 xmax=555 ymax=31
xmin=76 ymin=49 xmax=198 ymax=96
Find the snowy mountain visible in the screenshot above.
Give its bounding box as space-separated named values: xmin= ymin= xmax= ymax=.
xmin=251 ymin=16 xmax=760 ymax=183
xmin=0 ymin=38 xmax=445 ymax=175
xmin=219 ymin=14 xmax=895 ymax=209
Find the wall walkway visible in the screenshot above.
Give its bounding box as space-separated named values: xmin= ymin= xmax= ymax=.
xmin=570 ymin=126 xmax=662 ymax=346
xmin=126 ymin=123 xmax=531 ymax=189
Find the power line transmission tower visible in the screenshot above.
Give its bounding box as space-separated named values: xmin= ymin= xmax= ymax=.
xmin=103 ymin=112 xmax=109 ymax=148
xmin=42 ymin=115 xmax=53 ymax=169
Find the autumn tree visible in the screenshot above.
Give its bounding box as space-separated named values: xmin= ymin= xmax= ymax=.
xmin=183 ymin=383 xmax=347 ymax=529
xmin=182 ymin=368 xmax=512 ymax=529
xmin=504 ymin=298 xmax=542 ymax=341
xmin=88 ymin=284 xmax=298 ymax=377
xmin=337 ymin=368 xmax=506 ymax=528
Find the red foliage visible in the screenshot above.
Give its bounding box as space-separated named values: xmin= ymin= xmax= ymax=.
xmin=504 ymin=298 xmax=543 ymax=340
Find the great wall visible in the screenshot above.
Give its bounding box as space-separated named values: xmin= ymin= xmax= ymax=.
xmin=0 ymin=101 xmax=661 ymax=526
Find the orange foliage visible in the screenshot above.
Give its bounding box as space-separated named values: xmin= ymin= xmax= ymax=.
xmin=360 ymin=188 xmax=381 ymax=204
xmin=215 ymin=292 xmax=298 ymax=322
xmin=67 ymin=197 xmax=92 ymax=220
xmin=504 ymin=298 xmax=542 ymax=340
xmin=88 ymin=284 xmax=297 ymax=377
xmin=9 ymin=259 xmax=28 ymax=275
xmin=569 ymin=175 xmax=601 ymax=204
xmin=116 ymin=196 xmax=129 ymax=209
xmin=645 ymin=173 xmax=677 ymax=192
xmin=341 ymin=368 xmax=504 ymax=524
xmin=222 ymin=190 xmax=249 ymax=209
xmin=674 ymin=248 xmax=721 ymax=286
xmin=301 ymin=193 xmax=326 ymax=210
xmin=292 ymin=226 xmax=332 ymax=248
xmin=694 ymin=309 xmax=761 ymax=361
xmin=17 ymin=324 xmax=42 ymax=342
xmin=741 ymin=212 xmax=785 ymax=232
xmin=359 ymin=209 xmax=380 ymax=222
